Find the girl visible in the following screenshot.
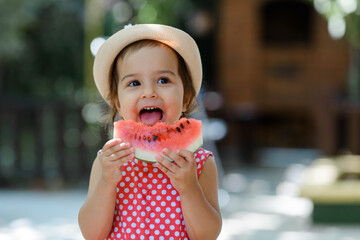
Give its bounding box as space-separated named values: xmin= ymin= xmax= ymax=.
xmin=78 ymin=24 xmax=222 ymax=240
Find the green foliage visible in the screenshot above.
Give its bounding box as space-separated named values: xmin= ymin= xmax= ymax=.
xmin=0 ymin=0 xmax=84 ymax=99
xmin=308 ymin=0 xmax=360 ymax=48
xmin=104 ymin=0 xmax=194 ymax=35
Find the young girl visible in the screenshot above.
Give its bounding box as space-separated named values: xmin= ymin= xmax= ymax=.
xmin=78 ymin=24 xmax=222 ymax=240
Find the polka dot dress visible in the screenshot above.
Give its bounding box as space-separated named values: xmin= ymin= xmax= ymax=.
xmin=106 ymin=148 xmax=212 ymax=240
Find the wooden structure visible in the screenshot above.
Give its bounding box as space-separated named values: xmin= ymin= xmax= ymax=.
xmin=216 ymin=0 xmax=356 ymax=156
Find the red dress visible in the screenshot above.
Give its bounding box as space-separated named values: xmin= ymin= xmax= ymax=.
xmin=106 ymin=148 xmax=212 ymax=240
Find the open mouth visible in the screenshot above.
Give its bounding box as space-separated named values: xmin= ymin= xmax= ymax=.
xmin=139 ymin=107 xmax=164 ymax=126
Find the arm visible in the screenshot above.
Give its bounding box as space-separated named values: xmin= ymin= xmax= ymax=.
xmin=156 ymin=150 xmax=222 ymax=240
xmin=78 ymin=139 xmax=134 ymax=240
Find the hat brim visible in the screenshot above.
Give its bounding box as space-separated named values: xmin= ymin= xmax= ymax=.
xmin=93 ymin=24 xmax=202 ymax=104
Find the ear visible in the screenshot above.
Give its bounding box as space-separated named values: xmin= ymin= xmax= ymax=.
xmin=182 ymin=103 xmax=187 ymax=112
xmin=114 ymin=97 xmax=121 ymax=117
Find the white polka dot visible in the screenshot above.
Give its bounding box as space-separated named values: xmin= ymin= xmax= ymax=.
xmin=127 ymin=217 xmax=132 ymax=222
xmin=157 ymin=184 xmax=162 ymax=189
xmin=153 ymin=168 xmax=158 ymax=172
xmin=119 ymin=193 xmax=124 ymax=198
xmin=165 ymin=219 xmax=170 ymax=224
xmin=156 ymin=207 xmax=161 ymax=212
xmin=176 ymin=196 xmax=181 ymax=201
xmin=147 ymin=184 xmax=152 ymax=189
xmin=160 ymin=213 xmax=165 ymax=218
xmin=127 ymin=166 xmax=131 ymax=171
xmin=171 ymin=190 xmax=177 ymax=195
xmin=155 ymin=230 xmax=160 ymax=235
xmin=175 ymin=231 xmax=180 ymax=236
xmin=162 ymin=178 xmax=167 ymax=183
xmin=123 ymin=210 xmax=127 ymax=216
xmin=150 ymin=212 xmax=155 ymax=218
xmin=161 ymin=201 xmax=166 ymax=206
xmin=125 ymin=177 xmax=130 ymax=182
xmin=165 ymin=230 xmax=170 ymax=236
xmin=152 ymin=179 xmax=157 ymax=184
xmin=126 ymin=228 xmax=131 ymax=233
xmin=151 ymin=201 xmax=156 ymax=206
xmin=150 ymin=224 xmax=155 ymax=229
xmin=131 ymin=223 xmax=136 ymax=228
xmin=166 ymin=196 xmax=171 ymax=201
xmin=143 ymin=178 xmax=148 ymax=183
xmin=175 ymin=219 xmax=180 ymax=225
xmin=158 ymin=173 xmax=163 ymax=178
xmin=144 ymin=167 xmax=148 ymax=172
xmin=132 ymin=211 xmax=137 ymax=216
xmin=176 ymin=208 xmax=181 ymax=213
xmin=116 ymin=187 xmax=119 ymax=192
xmin=140 ymin=223 xmax=145 ymax=228
xmin=139 ymin=172 xmax=143 ymax=177
xmin=130 ymin=182 xmax=134 ymax=187
xmin=155 ymin=218 xmax=160 ymax=223
xmin=171 ymin=202 xmax=176 ymax=207
xmin=170 ymin=225 xmax=175 ymax=230
xmin=161 ymin=190 xmax=167 ymax=195
xmin=167 ymin=184 xmax=172 ymax=189
xmin=151 ymin=190 xmax=157 ymax=195
xmin=148 ymin=173 xmax=153 ymax=178
xmin=166 ymin=207 xmax=171 ymax=212
xmin=129 ymin=194 xmax=134 ymax=199
xmin=117 ymin=233 xmax=121 ymax=238
xmin=124 ymin=188 xmax=129 ymax=193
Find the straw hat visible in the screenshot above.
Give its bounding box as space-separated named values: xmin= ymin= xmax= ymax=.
xmin=93 ymin=24 xmax=202 ymax=104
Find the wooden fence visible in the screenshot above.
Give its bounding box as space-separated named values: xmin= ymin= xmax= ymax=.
xmin=0 ymin=99 xmax=105 ymax=189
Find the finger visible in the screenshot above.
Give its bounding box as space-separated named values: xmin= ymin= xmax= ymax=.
xmin=107 ymin=147 xmax=134 ymax=162
xmin=103 ymin=142 xmax=131 ymax=157
xmin=102 ymin=138 xmax=124 ymax=152
xmin=162 ymin=148 xmax=186 ymax=167
xmin=155 ymin=160 xmax=173 ymax=176
xmin=177 ymin=150 xmax=195 ymax=163
xmin=156 ymin=154 xmax=178 ymax=173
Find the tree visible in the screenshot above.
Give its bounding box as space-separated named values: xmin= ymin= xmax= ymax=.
xmin=309 ymin=0 xmax=360 ymax=99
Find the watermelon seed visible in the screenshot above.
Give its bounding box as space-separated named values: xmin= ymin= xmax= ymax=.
xmin=180 ymin=123 xmax=184 ymax=129
xmin=147 ymin=137 xmax=151 ymax=142
xmin=176 ymin=127 xmax=181 ymax=132
xmin=153 ymin=135 xmax=158 ymax=141
xmin=187 ymin=120 xmax=190 ymax=124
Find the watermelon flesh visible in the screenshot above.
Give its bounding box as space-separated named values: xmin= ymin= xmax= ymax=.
xmin=113 ymin=118 xmax=203 ymax=162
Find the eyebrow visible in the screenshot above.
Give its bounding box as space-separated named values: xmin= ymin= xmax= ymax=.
xmin=121 ymin=70 xmax=176 ymax=82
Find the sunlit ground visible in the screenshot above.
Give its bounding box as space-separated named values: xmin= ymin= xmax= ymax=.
xmin=1 ymin=156 xmax=360 ymax=240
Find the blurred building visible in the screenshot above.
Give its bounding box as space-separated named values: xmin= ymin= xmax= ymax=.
xmin=215 ymin=0 xmax=354 ymax=162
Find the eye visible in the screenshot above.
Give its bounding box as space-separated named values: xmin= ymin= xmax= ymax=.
xmin=158 ymin=77 xmax=170 ymax=84
xmin=128 ymin=80 xmax=140 ymax=87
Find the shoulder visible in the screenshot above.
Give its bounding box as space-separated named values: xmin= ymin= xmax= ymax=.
xmin=194 ymin=148 xmax=215 ymax=177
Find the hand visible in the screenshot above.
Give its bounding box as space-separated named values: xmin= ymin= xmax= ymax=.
xmin=155 ymin=149 xmax=199 ymax=195
xmin=98 ymin=138 xmax=134 ymax=186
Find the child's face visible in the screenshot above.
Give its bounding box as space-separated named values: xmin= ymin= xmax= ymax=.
xmin=115 ymin=45 xmax=186 ymax=126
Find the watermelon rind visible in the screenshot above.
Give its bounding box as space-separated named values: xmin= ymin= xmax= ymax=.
xmin=134 ymin=133 xmax=203 ymax=163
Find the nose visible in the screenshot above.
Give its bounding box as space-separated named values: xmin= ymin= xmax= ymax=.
xmin=141 ymin=83 xmax=157 ymax=98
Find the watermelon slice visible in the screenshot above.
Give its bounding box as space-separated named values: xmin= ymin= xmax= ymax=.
xmin=113 ymin=118 xmax=203 ymax=162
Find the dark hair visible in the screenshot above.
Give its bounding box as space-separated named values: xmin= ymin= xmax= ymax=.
xmin=103 ymin=40 xmax=198 ymax=129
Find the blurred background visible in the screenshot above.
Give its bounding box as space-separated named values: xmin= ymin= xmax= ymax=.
xmin=1 ymin=0 xmax=360 ymax=239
